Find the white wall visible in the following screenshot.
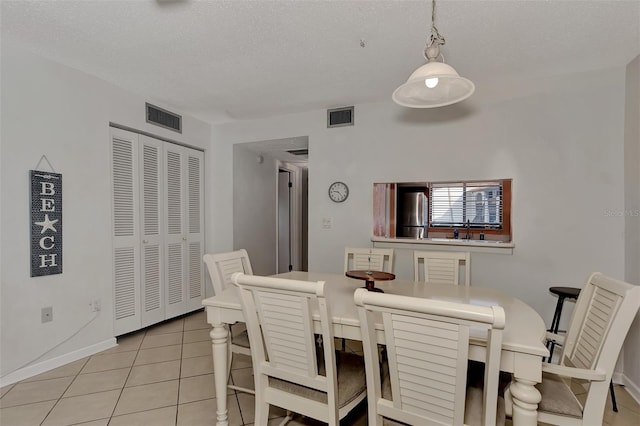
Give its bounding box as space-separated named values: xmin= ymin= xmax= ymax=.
xmin=211 ymin=66 xmax=635 ymax=380
xmin=233 ymin=145 xmax=278 ymax=276
xmin=0 ymin=44 xmax=210 ymax=383
xmin=623 ymin=55 xmax=640 ymax=396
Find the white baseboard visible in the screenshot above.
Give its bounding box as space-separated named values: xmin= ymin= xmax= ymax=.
xmin=619 ymin=373 xmax=640 ymax=405
xmin=0 ymin=338 xmax=117 ymax=387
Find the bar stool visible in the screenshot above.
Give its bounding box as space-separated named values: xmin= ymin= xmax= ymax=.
xmin=547 ymin=286 xmax=581 ymax=357
xmin=547 ymin=286 xmax=618 ymax=412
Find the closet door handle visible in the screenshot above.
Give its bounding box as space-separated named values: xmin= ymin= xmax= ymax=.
xmin=142 ymin=239 xmax=148 ymax=244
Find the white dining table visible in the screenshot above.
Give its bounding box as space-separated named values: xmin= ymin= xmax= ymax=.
xmin=202 ymin=271 xmax=549 ymax=426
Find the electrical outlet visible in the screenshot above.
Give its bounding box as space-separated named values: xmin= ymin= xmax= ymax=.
xmin=41 ymin=306 xmax=53 ymax=323
xmin=90 ymin=299 xmax=101 ymax=312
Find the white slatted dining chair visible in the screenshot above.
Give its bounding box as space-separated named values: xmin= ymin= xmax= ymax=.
xmin=505 ymin=272 xmax=640 ymax=426
xmin=354 ymin=288 xmax=506 ymax=426
xmin=344 ymin=247 xmax=394 ymax=273
xmin=203 ymin=249 xmax=253 ymax=393
xmin=204 ymin=249 xmax=253 ymax=295
xmin=231 ymin=273 xmax=367 ymax=426
xmin=414 ymin=250 xmax=471 ymax=286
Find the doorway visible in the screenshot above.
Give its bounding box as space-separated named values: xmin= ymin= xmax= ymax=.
xmin=278 ymin=169 xmax=292 ymax=273
xmin=232 ymin=137 xmax=308 ymax=275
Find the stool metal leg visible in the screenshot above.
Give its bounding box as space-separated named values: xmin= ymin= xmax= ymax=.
xmin=610 ymin=381 xmax=618 ymax=412
xmin=546 ymin=296 xmax=566 ymax=362
xmin=549 ymin=296 xmax=564 ymax=332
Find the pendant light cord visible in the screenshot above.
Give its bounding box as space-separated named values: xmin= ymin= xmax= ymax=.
xmin=424 ymin=0 xmax=446 ymax=60
xmin=429 ymin=0 xmax=445 ymax=48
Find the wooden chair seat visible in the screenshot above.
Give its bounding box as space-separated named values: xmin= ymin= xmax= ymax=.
xmin=535 ymin=372 xmax=583 ymax=418
xmin=270 ymin=351 xmax=366 ymax=407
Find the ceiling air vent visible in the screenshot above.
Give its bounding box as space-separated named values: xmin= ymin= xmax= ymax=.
xmin=146 ymin=103 xmax=182 ymax=133
xmin=287 ymin=149 xmax=309 ymax=156
xmin=327 ymin=106 xmax=354 ymax=128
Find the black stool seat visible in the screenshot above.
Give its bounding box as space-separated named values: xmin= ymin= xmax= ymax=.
xmin=548 ymin=287 xmax=581 ymax=335
xmin=549 ymin=287 xmax=581 ymax=300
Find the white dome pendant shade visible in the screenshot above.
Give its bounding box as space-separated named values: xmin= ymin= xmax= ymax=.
xmin=393 ymin=0 xmax=474 ymax=108
xmin=392 ymin=60 xmax=475 ymax=108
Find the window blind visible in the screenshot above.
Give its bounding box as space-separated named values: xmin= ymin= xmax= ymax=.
xmin=429 ymin=181 xmax=503 ymax=228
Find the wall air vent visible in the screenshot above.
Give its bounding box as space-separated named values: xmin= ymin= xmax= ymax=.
xmin=286 ymin=149 xmax=309 ymax=156
xmin=327 ymin=106 xmax=354 ymax=128
xmin=146 ymin=103 xmax=182 ymax=133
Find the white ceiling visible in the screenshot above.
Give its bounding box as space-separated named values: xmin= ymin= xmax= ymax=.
xmin=2 ymin=0 xmax=639 ymax=125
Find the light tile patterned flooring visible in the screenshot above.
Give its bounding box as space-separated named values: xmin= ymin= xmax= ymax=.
xmin=1 ymin=309 xmax=638 ymax=425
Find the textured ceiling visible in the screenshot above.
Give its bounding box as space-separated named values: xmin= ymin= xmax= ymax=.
xmin=2 ymin=0 xmax=639 ymax=125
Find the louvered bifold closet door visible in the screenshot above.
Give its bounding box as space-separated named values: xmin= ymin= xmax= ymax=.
xmin=185 ymin=150 xmax=204 ymax=310
xmin=139 ymin=135 xmax=165 ymax=327
xmin=111 ymin=128 xmax=141 ymax=335
xmin=164 ymin=144 xmax=187 ymax=318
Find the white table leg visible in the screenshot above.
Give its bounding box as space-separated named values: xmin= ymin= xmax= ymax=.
xmin=509 ymin=378 xmax=541 ymax=426
xmin=210 ymin=323 xmax=230 ymax=426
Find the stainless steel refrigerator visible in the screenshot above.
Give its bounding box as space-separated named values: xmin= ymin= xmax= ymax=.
xmin=398 ymin=192 xmax=427 ymax=238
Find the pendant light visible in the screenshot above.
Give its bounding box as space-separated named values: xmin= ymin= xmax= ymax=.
xmin=392 ymin=0 xmax=474 ymax=108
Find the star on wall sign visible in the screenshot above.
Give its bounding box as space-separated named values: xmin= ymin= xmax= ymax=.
xmin=35 ymin=214 xmax=59 ymax=233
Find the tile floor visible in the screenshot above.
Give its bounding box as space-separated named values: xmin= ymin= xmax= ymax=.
xmin=1 ymin=309 xmax=638 ymax=426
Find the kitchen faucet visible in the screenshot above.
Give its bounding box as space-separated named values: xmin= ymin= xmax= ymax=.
xmin=465 ymin=219 xmax=472 ymax=240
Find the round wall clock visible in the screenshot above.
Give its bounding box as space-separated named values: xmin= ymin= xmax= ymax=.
xmin=328 ymin=181 xmax=349 ymax=203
